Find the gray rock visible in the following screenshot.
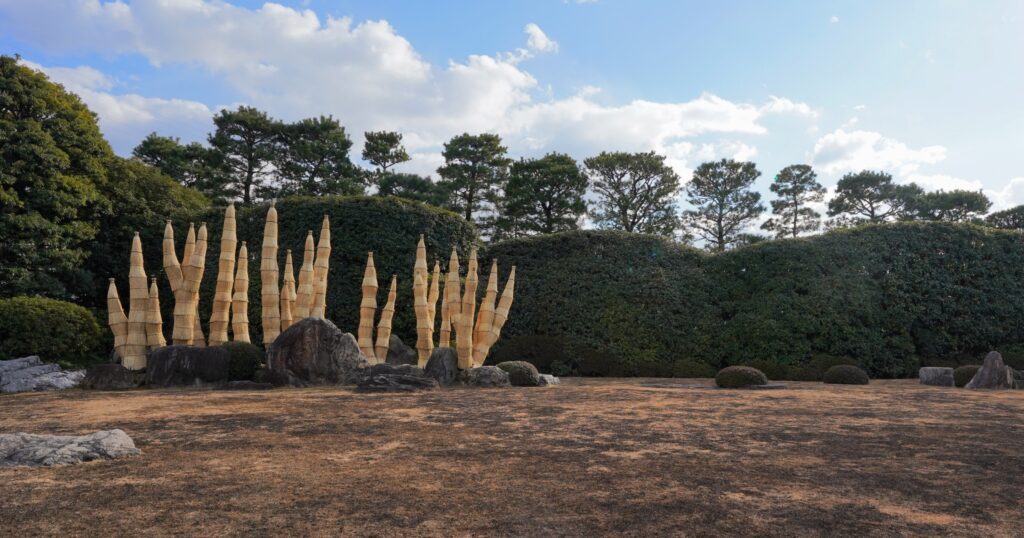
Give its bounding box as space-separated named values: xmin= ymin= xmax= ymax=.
xmin=424 ymin=347 xmax=459 ymax=386
xmin=385 ymin=334 xmax=418 ymax=366
xmin=0 ymin=356 xmax=43 ymax=375
xmin=919 ymin=367 xmax=955 ymax=387
xmin=81 ymin=364 xmax=141 ymax=391
xmin=458 ymin=366 xmax=511 ymax=388
xmin=356 ymin=363 xmax=438 ymax=392
xmin=0 ymin=358 xmax=83 ymax=393
xmin=146 ymin=345 xmax=230 ymax=388
xmin=266 ymin=318 xmax=368 ymax=386
xmin=496 ymin=361 xmax=542 ymax=386
xmin=965 ymin=351 xmax=1014 ymax=390
xmin=220 ymin=380 xmax=274 ymax=390
xmin=0 ymin=429 xmax=140 ymax=467
xmin=538 ymin=374 xmax=560 ymax=386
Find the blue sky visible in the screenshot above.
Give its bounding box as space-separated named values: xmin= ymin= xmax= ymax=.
xmin=2 ymin=0 xmax=1022 ymax=213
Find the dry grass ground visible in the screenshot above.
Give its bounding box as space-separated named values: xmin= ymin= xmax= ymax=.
xmin=1 ymin=378 xmax=1022 ymax=537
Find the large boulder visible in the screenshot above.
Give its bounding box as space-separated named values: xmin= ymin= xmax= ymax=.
xmin=81 ymin=364 xmax=142 ymax=391
xmin=0 ymin=429 xmax=139 ymax=467
xmin=965 ymin=351 xmax=1014 ymax=390
xmin=0 ymin=356 xmax=84 ymax=393
xmin=266 ymin=318 xmax=368 ymax=386
xmin=919 ymin=367 xmax=955 ymax=387
xmin=458 ymin=366 xmax=511 ymax=388
xmin=146 ymin=346 xmax=230 ymax=388
xmin=496 ymin=361 xmax=542 ymax=387
xmin=424 ymin=348 xmax=459 ymax=386
xmin=356 ymin=364 xmax=438 ymax=392
xmin=385 ymin=334 xmax=418 ymax=366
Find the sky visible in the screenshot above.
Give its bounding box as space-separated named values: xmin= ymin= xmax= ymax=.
xmin=1 ymin=0 xmax=1023 ymax=215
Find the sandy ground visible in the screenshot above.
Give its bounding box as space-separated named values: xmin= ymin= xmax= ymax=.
xmin=1 ymin=378 xmax=1022 ymax=537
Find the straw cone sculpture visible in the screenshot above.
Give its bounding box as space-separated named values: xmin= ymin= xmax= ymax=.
xmin=185 ymin=223 xmax=209 ymax=346
xmin=261 ymin=205 xmax=281 ymax=346
xmin=413 ymin=236 xmax=434 ymax=366
xmin=472 ymin=259 xmax=499 ymax=364
xmin=477 ymin=266 xmax=516 ymax=366
xmin=427 ymin=260 xmax=441 ymax=333
xmin=280 ymin=249 xmax=296 ymax=332
xmin=440 ymin=248 xmax=460 ymax=349
xmin=208 ymin=204 xmax=236 ymax=346
xmin=358 ymin=253 xmax=378 ymax=361
xmin=456 ymin=248 xmax=479 ymax=369
xmin=122 ymin=232 xmax=149 ymax=370
xmin=295 ymin=231 xmax=315 ymax=319
xmin=311 ymin=216 xmax=331 ymax=319
xmin=107 ymin=279 xmax=128 ymax=361
xmin=374 ymin=275 xmax=397 ymax=363
xmin=232 ymin=242 xmax=251 ymax=343
xmin=147 ymin=277 xmax=166 ymax=348
xmin=165 ymin=221 xmax=189 ymax=345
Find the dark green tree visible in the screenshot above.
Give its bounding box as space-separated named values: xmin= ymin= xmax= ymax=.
xmin=585 ymin=151 xmax=680 ymax=236
xmin=132 ymin=132 xmax=229 ymax=201
xmin=761 ymin=164 xmax=825 ymax=238
xmin=911 ymin=189 xmax=991 ymax=222
xmin=0 ymin=56 xmax=112 ymax=298
xmin=362 ymin=130 xmax=410 ymax=178
xmin=683 ymin=159 xmax=765 ymax=251
xmin=496 ymin=153 xmax=587 ymax=238
xmin=827 ymin=170 xmax=921 ymax=224
xmin=275 ymin=116 xmax=361 ymax=197
xmin=377 ymin=173 xmax=449 ymax=206
xmin=436 ymin=133 xmax=510 ymax=224
xmin=985 ymin=205 xmax=1024 ymax=230
xmin=208 ymin=106 xmax=281 ymax=204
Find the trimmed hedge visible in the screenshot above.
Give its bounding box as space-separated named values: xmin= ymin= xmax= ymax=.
xmin=0 ymin=297 xmax=104 ymax=368
xmin=822 ymin=365 xmax=870 ymax=385
xmin=128 ymin=196 xmax=475 ymax=347
xmin=715 ymin=366 xmax=768 ymax=388
xmin=954 ymin=365 xmax=980 ymax=387
xmin=485 ymin=222 xmax=1024 ymax=378
xmin=222 ymin=342 xmax=265 ymax=381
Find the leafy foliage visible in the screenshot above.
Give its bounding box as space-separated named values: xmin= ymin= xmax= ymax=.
xmin=0 ymin=296 xmax=104 ymax=368
xmin=495 ymin=153 xmax=587 ymax=239
xmin=436 ymin=133 xmax=510 ymax=226
xmin=274 ymin=116 xmax=361 ymax=197
xmin=760 ymin=164 xmax=825 ymax=238
xmin=822 ymin=364 xmax=869 ymax=385
xmin=376 ymin=173 xmax=449 ymax=206
xmin=585 ymin=151 xmax=680 ymax=236
xmin=911 ymin=189 xmax=991 ymax=222
xmin=954 ymin=365 xmax=980 ymax=387
xmin=715 ymin=366 xmax=768 ymax=388
xmin=208 ymin=106 xmax=280 ymax=204
xmin=984 ymin=205 xmax=1024 ymax=230
xmin=827 ymin=170 xmax=921 ymax=224
xmin=362 ymin=130 xmax=410 ymax=177
xmin=683 ymin=159 xmax=765 ymax=250
xmin=133 ymin=133 xmax=228 ymax=201
xmin=222 ymin=341 xmax=265 ymax=381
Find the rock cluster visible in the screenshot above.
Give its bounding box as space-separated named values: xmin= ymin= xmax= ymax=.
xmin=266 ymin=318 xmax=368 ymax=386
xmin=0 ymin=356 xmax=84 ymax=393
xmin=965 ymin=352 xmax=1015 ymax=390
xmin=0 ymin=429 xmax=139 ymax=467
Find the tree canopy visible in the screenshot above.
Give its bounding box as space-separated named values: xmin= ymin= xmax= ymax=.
xmin=911 ymin=189 xmax=991 ymax=222
xmin=436 ymin=133 xmax=511 ymax=226
xmin=827 ymin=170 xmax=921 ymax=224
xmin=496 ymin=153 xmax=587 ymax=239
xmin=683 ymin=159 xmax=765 ymax=251
xmin=761 ymin=164 xmax=825 ymax=238
xmin=585 ymin=151 xmax=680 ymax=236
xmin=362 ymin=130 xmax=410 ymax=178
xmin=275 ymin=115 xmax=361 ymax=197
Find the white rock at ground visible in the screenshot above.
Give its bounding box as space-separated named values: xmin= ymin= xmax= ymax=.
xmin=538 ymin=374 xmax=560 ymax=386
xmin=0 ymin=356 xmax=84 ymax=393
xmin=0 ymin=429 xmax=140 ymax=467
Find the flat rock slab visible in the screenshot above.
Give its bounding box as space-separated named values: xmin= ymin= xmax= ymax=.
xmin=356 ymin=364 xmax=438 ymax=392
xmin=0 ymin=356 xmax=84 ymax=393
xmin=919 ymin=367 xmax=955 ymax=387
xmin=0 ymin=429 xmax=140 ymax=467
xmin=640 ymin=383 xmax=788 ymax=390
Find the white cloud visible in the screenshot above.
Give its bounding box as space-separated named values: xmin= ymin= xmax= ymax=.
xmin=760 ymin=96 xmax=820 ymax=119
xmin=812 ymin=128 xmax=946 ymax=175
xmin=524 ymin=23 xmax=558 ymax=53
xmin=830 ymin=15 xmax=840 ymax=23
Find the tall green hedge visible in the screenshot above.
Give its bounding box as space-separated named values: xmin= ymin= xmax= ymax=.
xmin=118 ymin=196 xmax=475 ymax=347
xmin=0 ymin=297 xmax=105 ymax=368
xmin=485 ymin=223 xmax=1024 ymax=378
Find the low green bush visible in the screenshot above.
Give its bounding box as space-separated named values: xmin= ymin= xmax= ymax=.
xmin=715 ymin=365 xmax=768 ymax=388
xmin=0 ymin=297 xmax=104 ymax=368
xmin=822 ymin=365 xmax=869 ymax=385
xmin=496 ymin=360 xmax=541 ymax=386
xmin=954 ymin=365 xmax=981 ymax=387
xmin=222 ymin=342 xmax=265 ymax=381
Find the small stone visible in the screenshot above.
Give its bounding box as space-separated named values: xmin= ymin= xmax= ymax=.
xmin=385 ymin=334 xmax=418 ymax=366
xmin=146 ymin=345 xmax=231 ymax=388
xmin=496 ymin=361 xmax=542 ymax=386
xmin=81 ymin=364 xmax=141 ymax=390
xmin=458 ymin=366 xmax=511 ymax=388
xmin=356 ymin=364 xmax=438 ymax=392
xmin=965 ymin=351 xmax=1014 ymax=390
xmin=0 ymin=429 xmax=140 ymax=467
xmin=919 ymin=367 xmax=955 ymax=387
xmin=424 ymin=348 xmax=458 ymax=386
xmin=538 ymin=374 xmax=560 ymax=386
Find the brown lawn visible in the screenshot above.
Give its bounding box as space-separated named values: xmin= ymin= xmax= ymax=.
xmin=1 ymin=379 xmax=1022 ymax=537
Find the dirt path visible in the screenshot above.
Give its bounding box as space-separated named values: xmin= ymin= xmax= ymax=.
xmin=1 ymin=379 xmax=1021 ymax=537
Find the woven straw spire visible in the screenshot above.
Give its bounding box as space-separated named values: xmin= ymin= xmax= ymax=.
xmin=208 ymin=204 xmax=236 ymax=346
xmin=107 ymin=278 xmax=128 ymax=361
xmin=472 ymin=259 xmax=499 ymax=365
xmin=146 ymin=277 xmax=166 ymax=348
xmin=374 ymin=275 xmax=397 ymax=362
xmin=232 ymin=241 xmax=250 ymax=343
xmin=260 ymin=204 xmax=281 ymax=346
xmin=358 ymin=252 xmax=378 ymax=361
xmin=295 ymin=231 xmax=315 ymax=320
xmin=311 ymin=215 xmax=331 ymax=319
xmin=280 ymin=249 xmax=296 ymax=332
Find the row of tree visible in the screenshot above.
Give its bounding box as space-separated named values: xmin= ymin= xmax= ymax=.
xmin=135 ymin=108 xmax=998 ymax=250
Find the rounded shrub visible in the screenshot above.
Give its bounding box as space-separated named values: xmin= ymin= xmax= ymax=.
xmin=715 ymin=366 xmax=768 ymax=388
xmin=496 ymin=360 xmax=541 ymax=387
xmin=954 ymin=365 xmax=981 ymax=387
xmin=0 ymin=297 xmax=104 ymax=368
xmin=222 ymin=341 xmax=265 ymax=381
xmin=822 ymin=365 xmax=870 ymax=385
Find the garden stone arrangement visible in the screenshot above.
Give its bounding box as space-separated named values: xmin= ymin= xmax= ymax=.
xmin=0 ymin=429 xmax=139 ymax=467
xmin=0 ymin=356 xmax=84 ymax=394
xmin=917 ymin=351 xmax=1021 ymax=390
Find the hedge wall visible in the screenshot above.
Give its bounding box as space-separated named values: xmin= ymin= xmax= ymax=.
xmin=0 ymin=297 xmax=105 ymax=368
xmin=116 ymin=196 xmax=475 ymax=347
xmin=485 ymin=223 xmax=1024 ymax=378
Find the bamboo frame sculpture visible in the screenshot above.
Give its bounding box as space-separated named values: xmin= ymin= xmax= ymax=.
xmin=358 ymin=253 xmax=378 ymax=361
xmin=107 ymin=278 xmax=128 ymax=361
xmin=147 ymin=277 xmax=166 ymax=348
xmin=232 ymin=241 xmax=251 ymax=343
xmin=295 ymin=231 xmax=315 ymax=319
xmin=185 ymin=223 xmax=209 ymax=347
xmin=472 ymin=259 xmax=499 ymax=363
xmin=455 ymin=248 xmax=479 ymax=369
xmin=478 ymin=266 xmax=515 ymax=366
xmin=165 ymin=221 xmax=209 ymax=346
xmin=261 ymin=205 xmax=281 ymax=346
xmin=413 ymin=235 xmax=434 ymax=366
xmin=280 ymin=249 xmax=296 ymax=332
xmin=208 ymin=204 xmax=236 ymax=346
xmin=311 ymin=215 xmax=331 ymax=319
xmin=440 ymin=248 xmax=460 ymax=349
xmin=427 ymin=260 xmax=441 ymax=337
xmin=121 ymin=231 xmax=149 ymax=370
xmin=374 ymin=275 xmax=397 ymax=363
